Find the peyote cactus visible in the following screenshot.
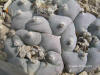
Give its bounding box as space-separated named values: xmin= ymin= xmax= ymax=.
xmin=0 ymin=60 xmax=28 ymax=75
xmin=8 ymin=0 xmax=32 ymax=17
xmin=85 ymin=48 xmax=100 ymax=72
xmin=88 ymin=18 xmax=100 ymax=39
xmin=48 ymin=14 xmax=72 ymax=35
xmin=58 ymin=0 xmax=83 ymax=21
xmin=16 ymin=29 xmax=41 ymax=45
xmin=25 ymin=16 xmax=52 ymax=34
xmin=3 ymin=0 xmax=100 ymax=75
xmin=74 ymin=12 xmax=96 ymax=34
xmin=11 ymin=11 xmax=32 ymax=30
xmin=62 ymin=51 xmax=88 ymax=73
xmin=61 ymin=23 xmax=77 ymax=51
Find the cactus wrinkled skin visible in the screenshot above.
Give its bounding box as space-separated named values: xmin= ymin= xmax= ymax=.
xmin=3 ymin=0 xmax=100 ymax=74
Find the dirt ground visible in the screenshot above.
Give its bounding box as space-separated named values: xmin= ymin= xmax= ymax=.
xmin=77 ymin=0 xmax=100 ymax=17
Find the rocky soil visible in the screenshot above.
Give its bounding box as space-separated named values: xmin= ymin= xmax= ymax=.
xmin=77 ymin=0 xmax=100 ymax=17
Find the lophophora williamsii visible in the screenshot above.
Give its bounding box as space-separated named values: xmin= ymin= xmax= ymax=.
xmin=4 ymin=0 xmax=100 ymax=75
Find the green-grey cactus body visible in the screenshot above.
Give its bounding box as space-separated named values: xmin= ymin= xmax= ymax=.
xmin=3 ymin=0 xmax=100 ymax=74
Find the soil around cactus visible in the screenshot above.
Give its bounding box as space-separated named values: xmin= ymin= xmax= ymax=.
xmin=77 ymin=0 xmax=100 ymax=17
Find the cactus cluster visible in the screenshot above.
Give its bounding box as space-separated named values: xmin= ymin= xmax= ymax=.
xmin=3 ymin=0 xmax=100 ymax=75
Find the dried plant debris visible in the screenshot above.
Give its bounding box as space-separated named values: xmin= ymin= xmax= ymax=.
xmin=32 ymin=0 xmax=57 ymax=17
xmin=77 ymin=0 xmax=100 ymax=17
xmin=0 ymin=50 xmax=7 ymax=61
xmin=18 ymin=45 xmax=45 ymax=63
xmin=74 ymin=32 xmax=92 ymax=52
xmin=0 ymin=3 xmax=9 ymax=61
xmin=0 ymin=0 xmax=8 ymax=5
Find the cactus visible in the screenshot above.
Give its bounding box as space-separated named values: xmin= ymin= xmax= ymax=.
xmin=48 ymin=14 xmax=72 ymax=35
xmin=40 ymin=33 xmax=61 ymax=54
xmin=62 ymin=51 xmax=87 ymax=73
xmin=3 ymin=0 xmax=100 ymax=74
xmin=88 ymin=18 xmax=100 ymax=39
xmin=8 ymin=57 xmax=28 ymax=73
xmin=8 ymin=0 xmax=32 ymax=17
xmin=4 ymin=35 xmax=23 ymax=58
xmin=61 ymin=23 xmax=77 ymax=51
xmin=74 ymin=12 xmax=96 ymax=33
xmin=27 ymin=61 xmax=40 ymax=75
xmin=11 ymin=11 xmax=32 ymax=30
xmin=25 ymin=16 xmax=52 ymax=34
xmin=58 ymin=0 xmax=82 ymax=20
xmin=85 ymin=48 xmax=100 ymax=72
xmin=16 ymin=29 xmax=41 ymax=45
xmin=0 ymin=60 xmax=28 ymax=75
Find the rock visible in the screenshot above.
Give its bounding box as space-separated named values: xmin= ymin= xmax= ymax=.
xmin=0 ymin=21 xmax=9 ymax=40
xmin=95 ymin=72 xmax=100 ymax=75
xmin=61 ymin=73 xmax=74 ymax=75
xmin=79 ymin=71 xmax=88 ymax=75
